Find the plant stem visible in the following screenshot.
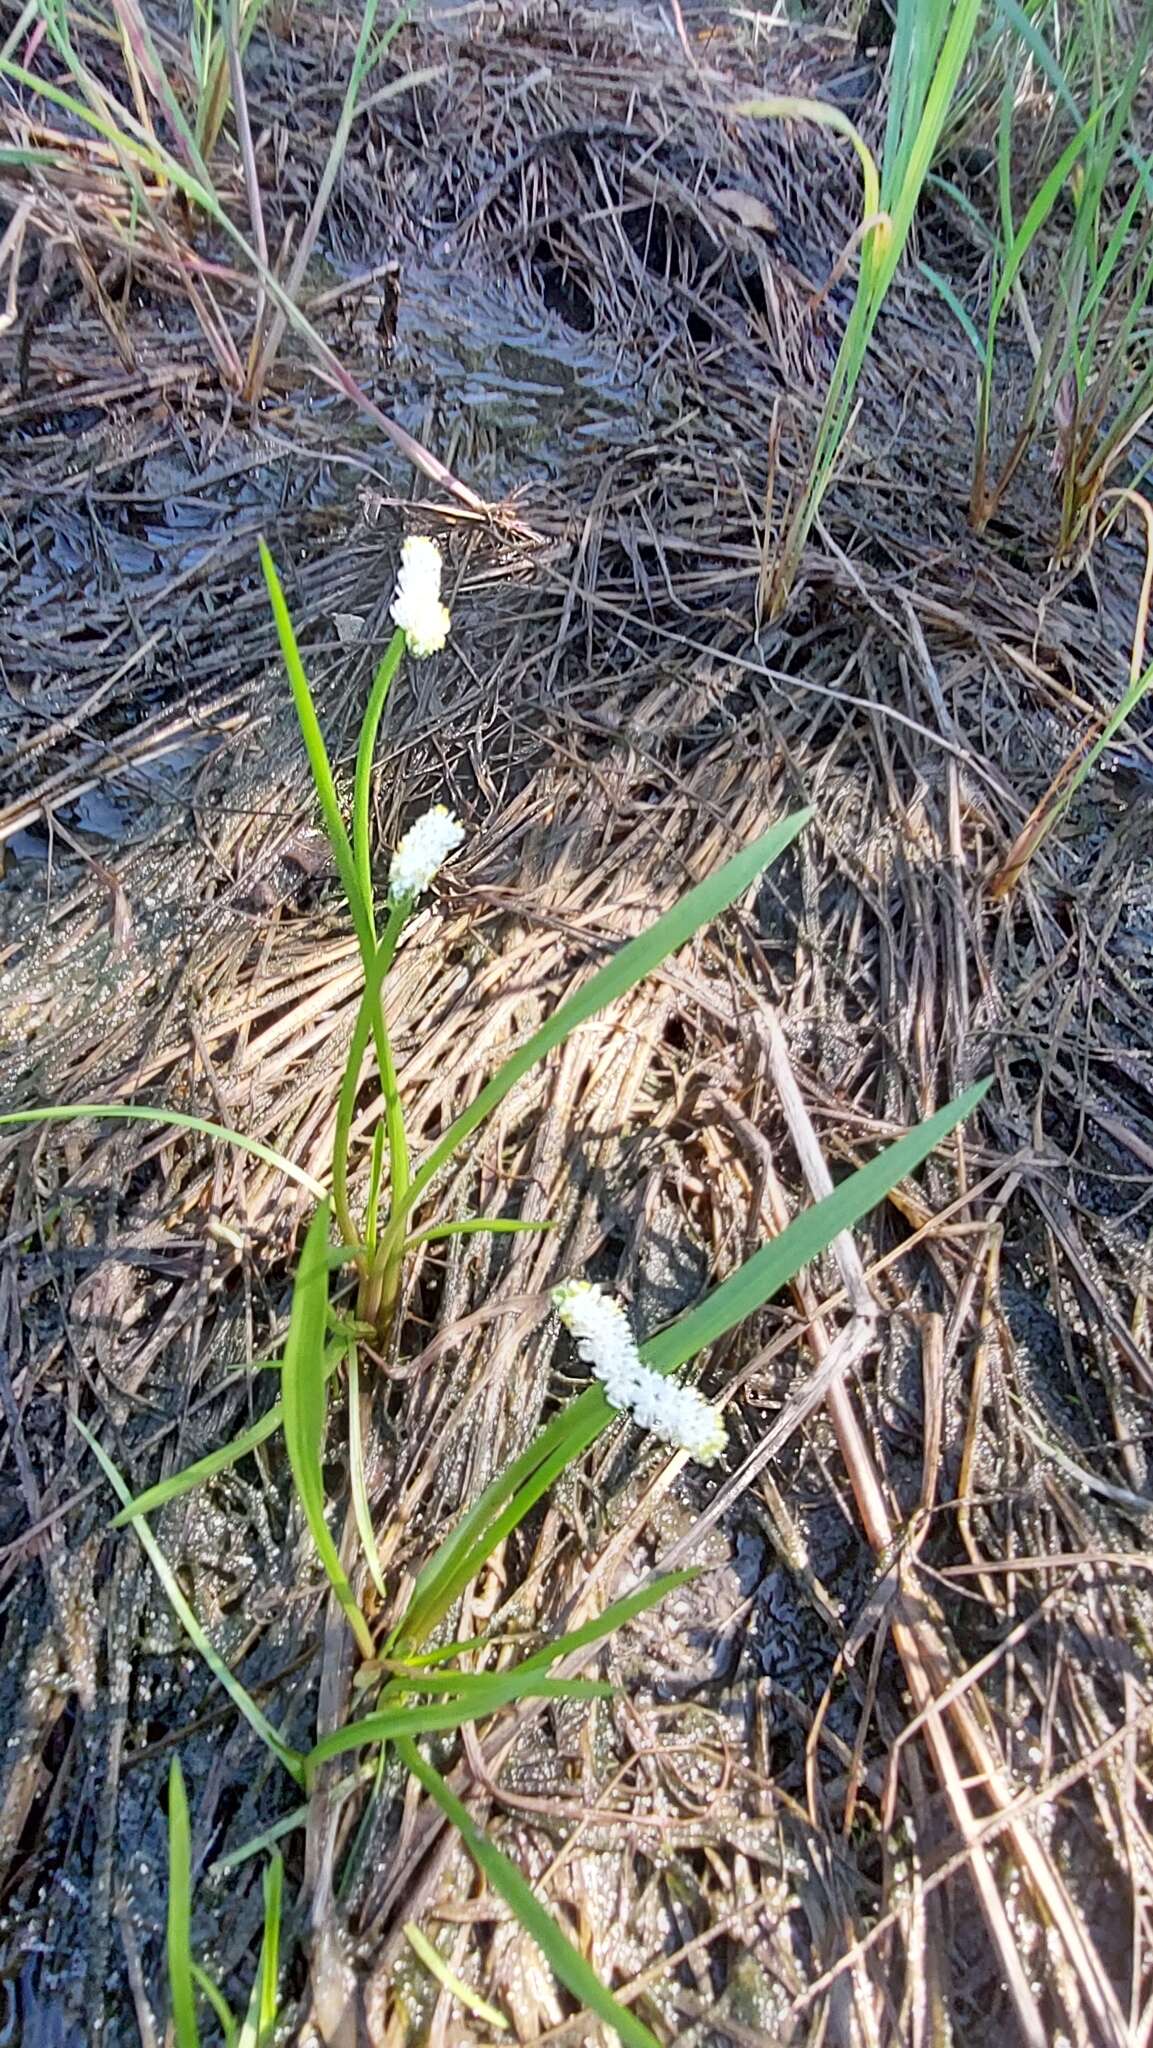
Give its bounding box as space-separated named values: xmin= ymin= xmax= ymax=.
xmin=332 ymin=903 xmax=406 ymax=1252
xmin=353 ymin=630 xmax=406 ymax=942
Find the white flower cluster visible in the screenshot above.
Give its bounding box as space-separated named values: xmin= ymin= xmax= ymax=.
xmin=389 ymin=534 xmax=451 ymax=657
xmin=388 ymin=804 xmax=465 ymax=905
xmin=552 ymin=1279 xmax=727 ymax=1466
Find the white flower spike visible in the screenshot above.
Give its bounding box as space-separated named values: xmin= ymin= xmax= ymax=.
xmin=388 ymin=804 xmax=465 ymax=905
xmin=390 ymin=534 xmax=451 ymax=657
xmin=552 ymin=1278 xmax=727 ymax=1467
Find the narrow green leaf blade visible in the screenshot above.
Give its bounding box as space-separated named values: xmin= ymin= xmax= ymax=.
xmin=307 ymin=1676 xmax=611 ymax=1768
xmin=0 ymin=1102 xmax=325 ymax=1198
xmin=113 ymin=1403 xmax=285 ymax=1525
xmin=282 ymin=1206 xmax=374 ymax=1661
xmin=399 ymin=808 xmax=812 ymax=1220
xmin=347 ymin=1345 xmax=386 ymax=1598
xmin=167 ymin=1758 xmax=200 ymax=2048
xmin=405 ymin=1217 xmax=554 ymax=1251
xmin=382 ymin=1667 xmax=613 ymax=1703
xmin=992 ymin=0 xmax=1082 ymax=123
xmin=190 ymin=1966 xmax=237 ymax=2048
xmin=259 ymin=542 xmax=371 ymax=957
xmin=516 ymin=1571 xmax=697 ymax=1672
xmin=918 ymin=260 xmax=984 ymax=359
xmin=238 ymin=1851 xmax=283 ymax=2048
xmin=396 ymin=1740 xmax=661 ymax=2048
xmin=77 ymin=1419 xmax=304 ymax=1781
xmin=643 ymin=1079 xmax=992 ymax=1373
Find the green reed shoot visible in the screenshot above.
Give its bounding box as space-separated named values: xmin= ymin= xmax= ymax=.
xmin=76 ymin=1418 xmax=307 ymax=1783
xmin=167 ymin=1759 xmax=199 ymax=2048
xmin=403 ymin=1920 xmax=509 ymax=2031
xmin=238 ymin=1851 xmax=283 ymax=2048
xmin=737 ymin=0 xmax=981 ymax=618
xmin=990 ymin=485 xmax=1153 ymax=894
xmin=166 ymin=1749 xmax=283 ymax=2047
xmin=282 ymin=1205 xmax=373 ymax=1659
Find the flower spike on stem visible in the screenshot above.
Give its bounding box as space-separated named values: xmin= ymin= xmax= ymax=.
xmin=390 ymin=534 xmax=451 ymax=657
xmin=553 ymin=1279 xmax=727 ymax=1466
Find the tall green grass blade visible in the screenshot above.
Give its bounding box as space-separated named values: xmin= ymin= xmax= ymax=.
xmin=387 ymin=808 xmax=811 ymax=1237
xmin=0 ymin=59 xmax=217 ymax=210
xmin=259 ymin=543 xmax=370 ymax=954
xmin=112 ymin=1403 xmax=285 ymax=1525
xmin=395 ymin=1398 xmax=612 ymax=1651
xmin=238 ymin=1852 xmax=283 ymax=2048
xmin=0 ymin=1102 xmax=325 ymax=1199
xmin=1040 ymin=655 xmax=1153 ymax=845
xmin=381 ymin=1667 xmax=613 ymax=1702
xmin=77 ymin=1419 xmax=305 ymax=1781
xmin=167 ymin=1758 xmax=199 ymax=2048
xmin=366 ymin=1125 xmax=386 ymax=1253
xmin=989 ymin=122 xmax=1098 ymax=332
xmin=104 ymin=0 xmax=212 ymax=184
xmin=993 ymin=0 xmax=1082 ymax=122
xmin=737 ymin=0 xmax=981 ymax=612
xmin=211 ymin=1769 xmax=373 ymax=1881
xmin=645 ymin=1080 xmax=991 ymax=1371
xmin=346 ymin=1345 xmax=386 ymax=1599
xmin=970 ymin=115 xmax=1098 ymax=518
xmin=261 ymin=551 xmax=404 ymax=1255
xmin=879 ymin=0 xmax=922 ymax=187
xmin=307 ymin=1676 xmax=611 ymax=1768
xmin=872 ymin=0 xmax=983 ymax=305
xmin=884 ymin=0 xmax=967 ymax=209
xmin=515 ymin=1571 xmax=696 ymax=1672
xmin=330 ymin=901 xmax=410 ymax=1268
xmin=247 ymin=0 xmax=389 ymax=395
xmin=918 ymin=261 xmax=984 ymax=357
xmin=996 ymin=54 xmax=1016 ymax=253
xmin=398 ymin=1078 xmax=990 ymax=1647
xmin=113 ymin=1342 xmax=348 ymax=1526
xmin=212 ymin=1815 xmax=299 ymax=1877
xmin=395 ymin=1739 xmax=661 ymax=2048
xmin=282 ymin=1205 xmax=375 ymax=1661
xmin=1078 ymin=175 xmax=1151 ymax=340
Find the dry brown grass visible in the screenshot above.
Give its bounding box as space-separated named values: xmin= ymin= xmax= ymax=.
xmin=1 ymin=3 xmax=1152 ymax=2042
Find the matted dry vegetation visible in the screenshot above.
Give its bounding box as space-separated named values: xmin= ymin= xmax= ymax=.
xmin=2 ymin=2 xmax=1153 ymax=2042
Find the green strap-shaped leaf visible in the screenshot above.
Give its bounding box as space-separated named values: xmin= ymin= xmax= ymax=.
xmin=395 ymin=1738 xmax=661 ymax=2048
xmin=167 ymin=1758 xmax=200 ymax=2048
xmin=281 ymin=1205 xmax=374 ymax=1661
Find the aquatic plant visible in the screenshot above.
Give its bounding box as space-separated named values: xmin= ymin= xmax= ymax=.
xmin=2 ymin=532 xmax=987 ymax=2041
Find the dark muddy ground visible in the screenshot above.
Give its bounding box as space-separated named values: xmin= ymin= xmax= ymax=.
xmin=1 ymin=4 xmax=1153 ymax=2044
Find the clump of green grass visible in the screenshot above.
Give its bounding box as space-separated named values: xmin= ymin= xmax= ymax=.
xmin=2 ymin=531 xmax=989 ymax=2038
xmin=736 ymin=0 xmax=982 ymax=618
xmin=0 ymin=1 xmax=472 ymax=493
xmin=165 ymin=1754 xmax=284 ymax=2046
xmin=927 ymin=0 xmax=1153 ymax=548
